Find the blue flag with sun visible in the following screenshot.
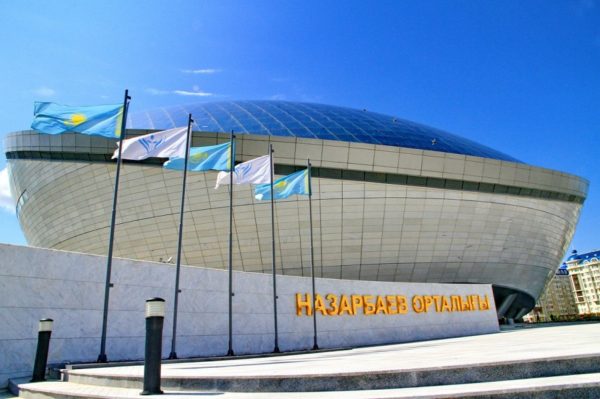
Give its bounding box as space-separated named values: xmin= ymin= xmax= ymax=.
xmin=163 ymin=141 xmax=233 ymax=172
xmin=31 ymin=102 xmax=124 ymax=138
xmin=254 ymin=168 xmax=310 ymax=201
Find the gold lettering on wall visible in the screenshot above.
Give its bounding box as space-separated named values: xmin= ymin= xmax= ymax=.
xmin=295 ymin=293 xmax=493 ymax=317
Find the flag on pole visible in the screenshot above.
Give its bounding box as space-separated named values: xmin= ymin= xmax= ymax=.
xmin=31 ymin=102 xmax=124 ymax=138
xmin=214 ymin=155 xmax=271 ymax=188
xmin=112 ymin=127 xmax=188 ymax=160
xmin=164 ymin=141 xmax=232 ymax=172
xmin=254 ymin=168 xmax=309 ymax=200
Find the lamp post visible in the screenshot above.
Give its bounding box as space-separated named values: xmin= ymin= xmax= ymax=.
xmin=141 ymin=298 xmax=165 ymax=395
xmin=31 ymin=318 xmax=53 ymax=382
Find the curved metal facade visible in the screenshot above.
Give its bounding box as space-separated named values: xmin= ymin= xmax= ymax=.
xmin=4 ymin=101 xmax=588 ymax=319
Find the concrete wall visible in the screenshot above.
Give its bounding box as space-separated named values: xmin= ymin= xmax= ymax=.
xmin=0 ymin=243 xmax=499 ymax=388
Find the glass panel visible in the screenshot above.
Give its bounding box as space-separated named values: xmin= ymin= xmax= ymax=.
xmin=126 ymin=101 xmax=520 ymax=162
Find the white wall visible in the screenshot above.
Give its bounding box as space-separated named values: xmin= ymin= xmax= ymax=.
xmin=0 ymin=244 xmax=498 ymax=387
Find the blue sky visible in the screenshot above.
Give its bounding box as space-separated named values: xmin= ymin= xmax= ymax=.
xmin=0 ymin=0 xmax=598 ymax=257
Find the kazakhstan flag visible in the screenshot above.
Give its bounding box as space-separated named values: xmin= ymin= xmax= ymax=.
xmin=31 ymin=102 xmax=124 ymax=138
xmin=254 ymin=168 xmax=310 ymax=201
xmin=164 ymin=141 xmax=233 ymax=172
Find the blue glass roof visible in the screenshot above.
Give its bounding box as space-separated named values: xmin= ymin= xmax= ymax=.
xmin=556 ymin=263 xmax=569 ymax=275
xmin=127 ymin=100 xmax=519 ymax=162
xmin=570 ymin=250 xmax=600 ymax=261
xmin=567 ymin=250 xmax=581 ymax=261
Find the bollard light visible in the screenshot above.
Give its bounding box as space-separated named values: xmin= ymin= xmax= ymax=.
xmin=39 ymin=319 xmax=53 ymax=332
xmin=146 ymin=298 xmax=166 ymax=318
xmin=141 ymin=298 xmax=165 ymax=395
xmin=31 ymin=318 xmax=54 ymax=382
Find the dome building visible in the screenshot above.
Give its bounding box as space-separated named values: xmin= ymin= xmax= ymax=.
xmin=4 ymin=100 xmax=588 ymax=320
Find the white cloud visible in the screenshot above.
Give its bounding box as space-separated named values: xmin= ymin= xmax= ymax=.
xmin=181 ymin=68 xmax=220 ymax=74
xmin=146 ymin=87 xmax=213 ymax=97
xmin=173 ymin=89 xmax=213 ymax=97
xmin=33 ymin=86 xmax=56 ymax=97
xmin=0 ymin=168 xmax=14 ymax=213
xmin=269 ymin=94 xmax=287 ymax=100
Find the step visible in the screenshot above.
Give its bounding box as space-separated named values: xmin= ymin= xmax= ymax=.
xmin=62 ymin=353 xmax=600 ymax=392
xmin=17 ymin=372 xmax=600 ymax=399
xmin=0 ymin=389 xmax=18 ymax=399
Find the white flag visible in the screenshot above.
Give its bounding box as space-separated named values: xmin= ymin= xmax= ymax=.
xmin=215 ymin=155 xmax=271 ymax=188
xmin=112 ymin=127 xmax=188 ymax=160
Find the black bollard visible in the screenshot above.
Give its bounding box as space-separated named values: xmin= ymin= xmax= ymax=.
xmin=141 ymin=298 xmax=165 ymax=395
xmin=31 ymin=318 xmax=53 ymax=382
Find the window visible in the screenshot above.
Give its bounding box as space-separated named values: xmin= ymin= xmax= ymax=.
xmin=16 ymin=189 xmax=28 ymax=219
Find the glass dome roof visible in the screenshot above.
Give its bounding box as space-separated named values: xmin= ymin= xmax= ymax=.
xmin=127 ymin=100 xmax=518 ymax=162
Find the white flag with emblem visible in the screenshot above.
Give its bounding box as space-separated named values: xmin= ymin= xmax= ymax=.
xmin=112 ymin=127 xmax=188 ymax=160
xmin=215 ymin=155 xmax=271 ymax=188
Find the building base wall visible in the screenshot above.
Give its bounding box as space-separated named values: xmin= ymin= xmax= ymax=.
xmin=0 ymin=243 xmax=499 ymax=388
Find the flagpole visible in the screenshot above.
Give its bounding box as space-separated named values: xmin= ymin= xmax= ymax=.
xmin=269 ymin=144 xmax=280 ymax=353
xmin=97 ymin=89 xmax=131 ymax=363
xmin=227 ymin=131 xmax=235 ymax=356
xmin=168 ymin=114 xmax=193 ymax=360
xmin=308 ymin=158 xmax=318 ymax=350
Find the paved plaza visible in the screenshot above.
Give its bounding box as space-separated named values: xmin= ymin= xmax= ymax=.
xmin=70 ymin=323 xmax=600 ymax=379
xmin=17 ymin=323 xmax=600 ymax=398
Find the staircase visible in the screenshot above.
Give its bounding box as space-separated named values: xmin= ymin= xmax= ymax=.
xmin=15 ymin=324 xmax=600 ymax=398
xmin=15 ymin=354 xmax=600 ymax=398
